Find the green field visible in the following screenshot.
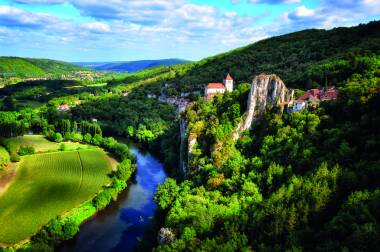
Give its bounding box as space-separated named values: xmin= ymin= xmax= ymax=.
xmin=3 ymin=135 xmax=93 ymax=153
xmin=0 ymin=149 xmax=114 ymax=245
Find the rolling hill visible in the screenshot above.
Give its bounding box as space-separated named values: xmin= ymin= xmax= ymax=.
xmin=74 ymin=58 xmax=190 ymax=73
xmin=165 ymin=20 xmax=380 ymax=93
xmin=0 ymin=57 xmax=88 ymax=78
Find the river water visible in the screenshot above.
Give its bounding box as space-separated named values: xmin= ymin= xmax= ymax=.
xmin=58 ymin=144 xmax=167 ymax=252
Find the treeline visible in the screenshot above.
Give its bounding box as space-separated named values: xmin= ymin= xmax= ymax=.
xmin=153 ymin=49 xmax=380 ymax=250
xmin=163 ymin=21 xmax=380 ymax=94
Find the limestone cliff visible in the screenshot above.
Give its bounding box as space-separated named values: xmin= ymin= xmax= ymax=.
xmin=181 ymin=74 xmax=294 ymax=173
xmin=233 ymin=74 xmax=294 ymax=140
xmin=179 ymin=118 xmax=187 ymax=174
xmin=179 ymin=118 xmax=198 ymax=176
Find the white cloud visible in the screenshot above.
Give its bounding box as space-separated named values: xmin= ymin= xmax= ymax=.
xmin=0 ymin=5 xmax=59 ymax=29
xmin=281 ymin=0 xmax=380 ymax=31
xmin=292 ymin=6 xmax=315 ymax=17
xmin=80 ymin=22 xmax=111 ymax=33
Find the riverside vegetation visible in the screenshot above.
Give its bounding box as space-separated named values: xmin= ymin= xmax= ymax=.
xmin=0 ymin=20 xmax=379 ymax=251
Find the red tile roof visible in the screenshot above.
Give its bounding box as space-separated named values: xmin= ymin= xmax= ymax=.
xmin=321 ymin=90 xmax=338 ymax=101
xmin=207 ymin=83 xmax=225 ymax=89
xmin=297 ymin=87 xmax=337 ymax=103
xmin=309 ymin=89 xmax=321 ymax=97
xmin=225 ymin=73 xmax=233 ymax=80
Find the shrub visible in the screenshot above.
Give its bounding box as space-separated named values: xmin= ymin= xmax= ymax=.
xmin=93 ymin=190 xmax=112 ymax=210
xmin=18 ymin=145 xmax=35 ymax=156
xmin=115 ymin=159 xmax=133 ymax=181
xmin=92 ymin=134 xmax=103 ymax=146
xmin=83 ymin=133 xmax=92 ymax=143
xmin=54 ymin=133 xmax=63 ymax=143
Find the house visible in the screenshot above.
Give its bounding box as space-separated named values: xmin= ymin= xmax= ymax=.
xmin=320 ymin=88 xmax=338 ymax=101
xmin=58 ymin=104 xmax=70 ymax=112
xmin=292 ymin=87 xmax=338 ymax=112
xmin=205 ymin=74 xmax=234 ymax=99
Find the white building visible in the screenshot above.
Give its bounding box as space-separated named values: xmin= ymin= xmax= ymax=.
xmin=205 ymin=74 xmax=234 ymax=99
xmin=224 ymin=73 xmax=234 ymax=92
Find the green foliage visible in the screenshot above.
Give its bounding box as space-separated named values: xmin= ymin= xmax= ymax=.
xmin=0 ymin=57 xmax=87 ymax=78
xmin=0 ymin=146 xmax=10 ymax=169
xmin=17 ymin=145 xmax=35 ymax=156
xmin=165 ymin=21 xmax=380 ymax=93
xmin=155 ymin=42 xmax=380 ymax=251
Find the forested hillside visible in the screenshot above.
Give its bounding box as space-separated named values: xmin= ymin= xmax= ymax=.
xmin=164 ymin=21 xmax=380 ymax=94
xmin=0 ymin=57 xmax=87 ymax=78
xmin=153 ymin=29 xmax=380 ymax=252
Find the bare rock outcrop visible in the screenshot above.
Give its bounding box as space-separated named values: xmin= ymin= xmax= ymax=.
xmin=234 ymin=74 xmax=294 ymax=140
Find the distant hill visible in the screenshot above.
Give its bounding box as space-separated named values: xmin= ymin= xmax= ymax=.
xmin=74 ymin=59 xmax=190 ymax=73
xmin=167 ymin=20 xmax=380 ymax=92
xmin=0 ymin=57 xmax=88 ymax=78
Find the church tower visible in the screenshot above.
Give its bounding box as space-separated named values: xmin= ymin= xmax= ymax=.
xmin=224 ymin=73 xmax=234 ymax=92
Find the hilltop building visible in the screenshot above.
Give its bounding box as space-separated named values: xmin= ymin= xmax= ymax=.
xmin=205 ymin=74 xmax=234 ymax=99
xmin=292 ymin=87 xmax=338 ymax=112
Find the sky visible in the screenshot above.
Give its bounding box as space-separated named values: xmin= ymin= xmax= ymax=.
xmin=0 ymin=0 xmax=379 ymax=62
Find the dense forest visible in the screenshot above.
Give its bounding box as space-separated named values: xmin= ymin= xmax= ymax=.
xmin=162 ymin=20 xmax=380 ymax=94
xmin=153 ymin=50 xmax=380 ymax=251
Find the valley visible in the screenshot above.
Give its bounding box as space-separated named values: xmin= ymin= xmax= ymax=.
xmin=0 ymin=19 xmax=379 ymax=252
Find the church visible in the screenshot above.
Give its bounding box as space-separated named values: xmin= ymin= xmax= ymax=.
xmin=204 ymin=74 xmax=234 ymax=99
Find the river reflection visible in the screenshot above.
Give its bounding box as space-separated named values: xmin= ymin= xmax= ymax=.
xmin=58 ymin=143 xmax=167 ymax=252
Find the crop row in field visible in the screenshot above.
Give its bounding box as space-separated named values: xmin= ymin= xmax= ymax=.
xmin=2 ymin=135 xmax=94 ymax=154
xmin=0 ymin=149 xmax=113 ymax=244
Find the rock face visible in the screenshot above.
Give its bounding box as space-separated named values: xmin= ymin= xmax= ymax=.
xmin=179 ymin=118 xmax=187 ymax=174
xmin=179 ymin=118 xmax=198 ymax=176
xmin=157 ymin=227 xmax=176 ymax=245
xmin=234 ymin=74 xmax=294 ymax=140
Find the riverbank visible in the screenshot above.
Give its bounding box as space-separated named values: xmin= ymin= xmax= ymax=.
xmin=58 ymin=143 xmax=168 ymax=252
xmin=0 ymin=134 xmax=135 ymax=251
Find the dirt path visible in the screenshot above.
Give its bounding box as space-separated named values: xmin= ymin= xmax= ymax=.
xmin=0 ymin=163 xmax=17 ymax=195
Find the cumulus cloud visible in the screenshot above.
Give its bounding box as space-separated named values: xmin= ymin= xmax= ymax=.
xmin=0 ymin=5 xmax=59 ymax=29
xmin=3 ymin=0 xmax=378 ymax=61
xmin=280 ymin=0 xmax=380 ymax=31
xmin=70 ymin=0 xmax=185 ymax=25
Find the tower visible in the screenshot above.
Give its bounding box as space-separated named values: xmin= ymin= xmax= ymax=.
xmin=224 ymin=73 xmax=234 ymax=92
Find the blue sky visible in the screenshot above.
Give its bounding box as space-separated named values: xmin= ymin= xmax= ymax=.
xmin=0 ymin=0 xmax=379 ymax=62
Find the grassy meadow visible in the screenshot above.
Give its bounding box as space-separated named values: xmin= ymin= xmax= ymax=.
xmin=0 ymin=147 xmax=115 ymax=245
xmin=3 ymin=135 xmax=93 ymax=153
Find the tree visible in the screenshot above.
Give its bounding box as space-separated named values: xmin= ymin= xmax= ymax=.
xmin=54 ymin=133 xmax=63 ymax=143
xmin=83 ymin=133 xmax=92 ymax=143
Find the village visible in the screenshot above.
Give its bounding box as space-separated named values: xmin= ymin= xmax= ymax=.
xmin=58 ymin=73 xmax=338 ymax=115
xmin=203 ymin=73 xmax=338 ymax=112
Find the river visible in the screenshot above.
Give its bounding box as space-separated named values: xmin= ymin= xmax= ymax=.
xmin=58 ymin=143 xmax=167 ymax=252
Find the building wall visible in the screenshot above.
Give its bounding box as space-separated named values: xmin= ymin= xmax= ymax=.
xmin=206 ymin=88 xmax=226 ymax=95
xmin=225 ymin=80 xmax=234 ymax=92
